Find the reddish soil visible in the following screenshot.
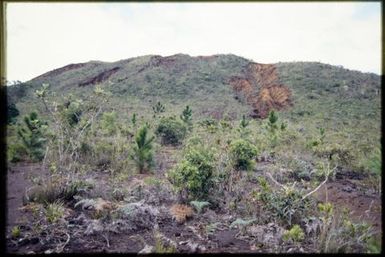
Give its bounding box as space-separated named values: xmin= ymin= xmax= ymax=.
xmin=6 ymin=162 xmax=48 ymax=231
xmin=315 ymin=178 xmax=382 ymax=234
xmin=78 ymin=67 xmax=120 ymax=87
xmin=229 ymin=63 xmax=292 ymax=118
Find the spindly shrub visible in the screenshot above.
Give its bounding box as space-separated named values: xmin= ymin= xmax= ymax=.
xmin=156 ymin=117 xmax=187 ymax=145
xmin=229 ymin=139 xmax=258 ymax=171
xmin=254 ymin=177 xmax=311 ymax=226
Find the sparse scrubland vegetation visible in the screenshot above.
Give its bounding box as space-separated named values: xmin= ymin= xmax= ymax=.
xmin=6 ymin=54 xmax=381 ymax=253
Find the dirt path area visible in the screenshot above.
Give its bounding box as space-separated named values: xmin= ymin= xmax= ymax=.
xmin=6 ymin=163 xmax=47 ymax=232
xmin=315 ymin=178 xmax=382 ymax=235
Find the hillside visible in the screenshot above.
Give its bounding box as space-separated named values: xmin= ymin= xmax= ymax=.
xmin=7 ymin=54 xmax=381 ymax=122
xmin=5 ymin=54 xmax=382 ymax=254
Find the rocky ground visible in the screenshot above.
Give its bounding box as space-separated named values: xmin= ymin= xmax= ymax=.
xmin=6 ymin=161 xmax=382 ymax=254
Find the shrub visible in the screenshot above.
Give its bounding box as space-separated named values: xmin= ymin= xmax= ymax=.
xmin=25 ymin=178 xmax=92 ymax=204
xmin=7 ymin=103 xmax=19 ymax=124
xmin=168 ymin=145 xmax=215 ymax=200
xmin=254 ymin=177 xmax=311 ymax=226
xmin=130 ymin=125 xmax=155 ymax=173
xmin=17 ymin=112 xmax=47 ymax=161
xmin=156 ymin=117 xmax=187 ymax=145
xmin=100 ymin=111 xmax=118 ymax=135
xmin=229 ymin=139 xmax=258 ymax=171
xmin=60 ymin=98 xmax=83 ymax=127
xmin=315 ymin=143 xmax=354 ymax=168
xmin=7 ymin=139 xmax=28 ymax=163
xmin=283 ymin=224 xmax=305 ymax=242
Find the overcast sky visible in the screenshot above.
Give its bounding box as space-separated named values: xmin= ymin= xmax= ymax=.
xmin=6 ymin=2 xmax=382 ymax=82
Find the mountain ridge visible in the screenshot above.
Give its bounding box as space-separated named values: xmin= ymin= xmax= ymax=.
xmin=7 ymin=53 xmax=381 ymax=124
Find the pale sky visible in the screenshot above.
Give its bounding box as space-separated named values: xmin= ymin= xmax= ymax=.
xmin=6 ymin=2 xmax=382 ymax=82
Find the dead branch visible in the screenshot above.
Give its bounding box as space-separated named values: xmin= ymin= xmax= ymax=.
xmin=266 ymin=172 xmax=283 ymax=187
xmin=102 ymin=233 xmax=110 ymax=248
xmin=301 ymin=165 xmax=337 ymax=201
xmin=301 ymin=176 xmax=328 ymax=200
xmin=56 ymin=232 xmax=70 ymax=253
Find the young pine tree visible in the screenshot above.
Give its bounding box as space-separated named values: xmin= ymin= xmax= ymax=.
xmin=130 ymin=125 xmax=155 ymax=174
xmin=153 ymin=101 xmax=165 ymax=115
xmin=267 ymin=110 xmax=279 ymax=146
xmin=268 ymin=110 xmax=278 ymax=132
xmin=239 ymin=114 xmax=249 ymax=128
xmin=180 ymin=105 xmax=193 ymax=124
xmin=17 ymin=112 xmax=47 ymax=161
xmin=131 ymin=113 xmax=137 ymax=127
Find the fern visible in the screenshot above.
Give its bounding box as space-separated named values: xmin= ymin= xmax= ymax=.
xmin=74 ymin=198 xmax=96 ymax=210
xmin=190 ymin=200 xmax=210 ymax=214
xmin=230 ymin=218 xmax=256 ymax=228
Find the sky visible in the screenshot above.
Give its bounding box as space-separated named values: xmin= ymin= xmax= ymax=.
xmin=5 ymin=2 xmax=382 ymax=82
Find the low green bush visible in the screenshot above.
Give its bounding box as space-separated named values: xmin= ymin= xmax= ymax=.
xmin=7 ymin=139 xmax=28 ymax=163
xmin=168 ymin=145 xmax=215 ymax=200
xmin=156 ymin=117 xmax=187 ymax=145
xmin=229 ymin=139 xmax=258 ymax=171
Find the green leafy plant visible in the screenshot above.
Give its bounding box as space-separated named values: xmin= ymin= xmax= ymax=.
xmin=45 ymin=201 xmax=65 ymax=223
xmin=156 ymin=117 xmax=187 ymax=145
xmin=283 ymin=224 xmax=305 ymax=243
xmin=229 ymin=139 xmax=258 ymax=171
xmin=130 ymin=126 xmax=155 ymax=174
xmin=254 ymin=177 xmax=311 ymax=226
xmin=7 ymin=139 xmax=28 ymax=163
xmin=317 ymin=203 xmax=374 ymax=253
xmin=11 ymin=226 xmax=21 ymax=238
xmin=168 ymin=145 xmax=215 ymax=200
